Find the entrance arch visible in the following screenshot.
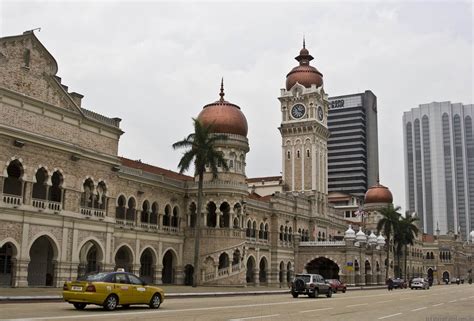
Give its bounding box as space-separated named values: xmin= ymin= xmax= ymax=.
xmin=114 ymin=245 xmax=134 ymax=272
xmin=442 ymin=271 xmax=450 ymax=283
xmin=305 ymin=257 xmax=340 ymax=279
xmin=140 ymin=248 xmax=155 ymax=284
xmin=184 ymin=264 xmax=194 ymax=286
xmin=427 ymin=268 xmax=434 ymax=285
xmin=0 ymin=242 xmax=17 ymax=286
xmin=78 ymin=240 xmax=104 ymax=277
xmin=162 ymin=250 xmax=176 ymax=284
xmin=365 ymin=260 xmax=371 ymax=284
xmin=259 ymin=257 xmax=268 ymax=284
xmin=279 ymin=261 xmax=285 ymax=283
xmin=27 ymin=236 xmax=58 ymax=286
xmin=246 ymin=256 xmax=255 ymax=284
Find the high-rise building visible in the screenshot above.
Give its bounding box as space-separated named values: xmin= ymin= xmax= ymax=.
xmin=327 ymin=91 xmax=379 ymax=198
xmin=403 ymin=102 xmax=474 ymax=238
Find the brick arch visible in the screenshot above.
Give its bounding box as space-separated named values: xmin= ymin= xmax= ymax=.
xmin=75 ymin=236 xmax=106 ymax=263
xmin=27 ymin=232 xmax=60 ymax=261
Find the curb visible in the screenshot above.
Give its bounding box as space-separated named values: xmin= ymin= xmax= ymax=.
xmin=0 ymin=290 xmax=290 ymax=303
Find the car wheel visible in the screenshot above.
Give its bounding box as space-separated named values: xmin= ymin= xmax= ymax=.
xmin=326 ymin=289 xmax=332 ymax=298
xmin=342 ymin=289 xmax=346 ymax=293
xmin=149 ymin=293 xmax=161 ymax=309
xmin=313 ymin=289 xmax=319 ymax=298
xmin=333 ymin=288 xmax=337 ymax=294
xmin=103 ymin=295 xmax=118 ymax=311
xmin=291 ymin=292 xmax=299 ymax=298
xmin=73 ymin=303 xmax=87 ymax=310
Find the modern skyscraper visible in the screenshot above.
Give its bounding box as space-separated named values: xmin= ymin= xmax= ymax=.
xmin=327 ymin=91 xmax=379 ymax=198
xmin=403 ymin=102 xmax=474 ymax=238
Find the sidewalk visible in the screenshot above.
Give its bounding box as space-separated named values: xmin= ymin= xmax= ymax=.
xmin=0 ymin=284 xmax=386 ymax=302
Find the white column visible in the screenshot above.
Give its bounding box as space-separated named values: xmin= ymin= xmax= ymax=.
xmin=312 ymin=142 xmax=317 ymax=190
xmin=291 ymin=144 xmax=295 ymax=191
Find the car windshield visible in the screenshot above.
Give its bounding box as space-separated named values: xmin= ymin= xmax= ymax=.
xmin=77 ymin=272 xmax=109 ymax=282
xmin=413 ymin=278 xmax=423 ymax=282
xmin=295 ymin=274 xmax=311 ymax=283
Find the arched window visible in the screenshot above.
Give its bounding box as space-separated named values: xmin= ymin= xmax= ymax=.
xmin=95 ymin=181 xmax=107 ymax=210
xmin=81 ymin=178 xmax=94 ymax=208
xmin=32 ymin=167 xmax=48 ymax=200
xmin=172 ymin=206 xmax=179 ymax=228
xmin=296 ymin=150 xmax=300 ymax=159
xmin=141 ymin=201 xmax=150 ymax=223
xmin=126 ymin=197 xmax=136 ymax=221
xmin=246 ymin=220 xmax=252 ymax=237
xmin=264 ymin=223 xmax=269 ymax=240
xmin=322 ymin=232 xmax=325 ymax=241
xmin=306 ymin=149 xmax=310 ymax=158
xmin=287 ymin=151 xmax=291 ymax=160
xmin=49 ymin=171 xmax=63 ymax=204
xmin=279 ymin=226 xmax=284 ymax=241
xmin=116 ymin=195 xmax=126 ymax=219
xmin=3 ymin=159 xmax=23 ymax=197
xmin=150 ymin=202 xmax=159 ymax=225
xmin=318 ymin=231 xmax=321 ymax=241
xmin=259 ymin=223 xmax=264 ymax=239
xmin=289 ymin=227 xmax=292 ymax=242
xmin=284 ymin=226 xmax=288 ymax=241
xmin=252 ymin=221 xmax=257 ymax=238
xmin=163 ymin=205 xmax=171 ymax=226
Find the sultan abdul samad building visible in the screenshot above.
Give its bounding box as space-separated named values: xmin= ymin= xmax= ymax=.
xmin=0 ymin=31 xmax=473 ymax=288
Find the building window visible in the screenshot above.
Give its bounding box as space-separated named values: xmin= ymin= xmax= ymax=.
xmin=23 ymin=49 xmax=31 ymax=68
xmin=287 ymin=151 xmax=291 ymax=159
xmin=296 ymin=150 xmax=300 ymax=159
xmin=306 ymin=149 xmax=310 ymax=158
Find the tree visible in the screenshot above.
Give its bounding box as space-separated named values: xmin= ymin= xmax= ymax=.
xmin=377 ymin=205 xmax=402 ymax=280
xmin=397 ymin=213 xmax=419 ymax=280
xmin=172 ymin=118 xmax=228 ymax=287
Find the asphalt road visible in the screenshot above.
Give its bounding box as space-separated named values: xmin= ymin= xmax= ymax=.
xmin=1 ymin=285 xmax=473 ymax=321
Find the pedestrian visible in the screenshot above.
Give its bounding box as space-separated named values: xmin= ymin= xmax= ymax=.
xmin=387 ymin=278 xmax=394 ymax=291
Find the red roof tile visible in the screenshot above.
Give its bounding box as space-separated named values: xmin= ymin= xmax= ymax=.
xmin=119 ymin=157 xmax=194 ymax=182
xmin=248 ymin=192 xmax=272 ymax=202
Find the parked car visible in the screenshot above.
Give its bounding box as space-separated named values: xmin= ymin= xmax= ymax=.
xmin=392 ymin=278 xmax=407 ymax=289
xmin=290 ymin=273 xmax=332 ymax=298
xmin=410 ymin=277 xmax=430 ymax=290
xmin=326 ymin=279 xmax=347 ymax=293
xmin=63 ymin=271 xmax=164 ymax=311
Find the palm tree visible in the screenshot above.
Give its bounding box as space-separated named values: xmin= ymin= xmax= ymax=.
xmin=377 ymin=205 xmax=402 ymax=280
xmin=398 ymin=213 xmax=419 ymax=281
xmin=172 ymin=118 xmax=228 ymax=287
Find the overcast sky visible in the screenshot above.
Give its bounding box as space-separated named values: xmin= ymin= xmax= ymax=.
xmin=1 ymin=0 xmax=472 ymax=212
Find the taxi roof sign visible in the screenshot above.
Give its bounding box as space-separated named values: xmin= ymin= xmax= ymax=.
xmin=116 ymin=268 xmax=125 ymax=272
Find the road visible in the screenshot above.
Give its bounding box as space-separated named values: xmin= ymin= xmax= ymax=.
xmin=1 ymin=285 xmax=473 ymax=321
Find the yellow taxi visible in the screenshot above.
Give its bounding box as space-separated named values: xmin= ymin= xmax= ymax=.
xmin=62 ymin=271 xmax=165 ymax=311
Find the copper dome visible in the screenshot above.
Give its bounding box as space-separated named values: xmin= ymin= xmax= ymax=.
xmin=197 ymin=80 xmax=248 ymax=137
xmin=364 ymin=179 xmax=393 ymax=204
xmin=285 ymin=40 xmax=323 ymax=90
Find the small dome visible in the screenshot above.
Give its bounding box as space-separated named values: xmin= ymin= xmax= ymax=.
xmin=344 ymin=225 xmax=355 ymax=240
xmin=368 ymin=231 xmax=377 ymax=245
xmin=365 ymin=178 xmax=393 ymax=204
xmin=197 ymin=79 xmax=248 ymax=137
xmin=285 ymin=40 xmax=323 ymax=91
xmin=356 ymin=226 xmax=367 ymax=242
xmin=377 ymin=233 xmax=386 ymax=245
xmin=470 ymin=230 xmax=474 ymax=239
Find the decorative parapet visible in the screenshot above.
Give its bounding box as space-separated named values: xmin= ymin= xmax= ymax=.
xmin=120 ymin=166 xmax=187 ymax=189
xmin=81 ymin=108 xmax=121 ymax=128
xmin=299 ymin=240 xmax=346 ymax=247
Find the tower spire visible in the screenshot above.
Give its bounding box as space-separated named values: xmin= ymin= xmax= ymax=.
xmin=303 ymin=35 xmax=305 ymax=49
xmin=219 ymin=77 xmax=225 ymax=102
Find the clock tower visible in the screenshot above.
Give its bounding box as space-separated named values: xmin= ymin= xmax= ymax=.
xmin=279 ymin=41 xmax=330 ymax=195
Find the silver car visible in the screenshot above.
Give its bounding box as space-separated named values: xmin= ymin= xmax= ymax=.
xmin=411 ymin=277 xmax=430 ymax=290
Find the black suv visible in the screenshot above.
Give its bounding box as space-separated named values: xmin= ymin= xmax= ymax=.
xmin=291 ymin=273 xmax=332 ymax=298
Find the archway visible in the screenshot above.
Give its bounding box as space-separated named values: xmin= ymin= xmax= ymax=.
xmin=365 ymin=260 xmax=371 ymax=284
xmin=259 ymin=257 xmax=268 ymax=284
xmin=306 ymin=257 xmax=340 ymax=279
xmin=279 ymin=261 xmax=285 ymax=283
xmin=218 ymin=253 xmax=229 ymax=270
xmin=246 ymin=256 xmax=255 ymax=284
xmin=0 ymin=242 xmax=17 ymax=287
xmin=184 ymin=264 xmax=194 ymax=286
xmin=287 ymin=262 xmax=292 ymax=283
xmin=27 ymin=236 xmax=57 ymax=286
xmin=427 ymin=268 xmax=434 ymax=286
xmin=442 ymin=271 xmax=450 ymax=283
xmin=207 ymin=202 xmax=217 ymax=227
xmin=78 ymin=240 xmax=104 ymax=277
xmin=162 ymin=250 xmax=175 ymax=284
xmin=140 ymin=248 xmax=155 ymax=284
xmin=114 ymin=246 xmax=133 ymax=272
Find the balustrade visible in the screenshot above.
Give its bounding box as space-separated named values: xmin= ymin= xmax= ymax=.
xmin=2 ymin=193 xmax=22 ymax=206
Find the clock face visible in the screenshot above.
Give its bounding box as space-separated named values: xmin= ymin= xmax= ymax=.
xmin=317 ymin=106 xmax=324 ymax=121
xmin=291 ymin=104 xmax=306 ymax=119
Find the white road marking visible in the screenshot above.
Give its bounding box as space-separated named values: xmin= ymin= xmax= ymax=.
xmin=400 ymin=298 xmax=411 ymax=301
xmin=299 ymin=307 xmax=333 ymax=313
xmin=0 ymin=300 xmax=320 ymax=321
xmin=378 ymin=312 xmax=402 ymax=319
xmin=449 ymin=300 xmax=458 ymax=303
xmin=375 ymin=300 xmax=394 ymax=304
xmin=411 ymin=307 xmax=427 ymax=312
xmin=228 ymin=314 xmax=280 ymax=321
xmin=432 ymin=303 xmax=444 ymax=307
xmin=346 ymin=303 xmax=368 ymax=308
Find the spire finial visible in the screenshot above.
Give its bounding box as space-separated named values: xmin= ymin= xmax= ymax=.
xmin=219 ymin=77 xmax=225 ymax=101
xmin=303 ymin=35 xmax=305 ymax=49
xmin=376 ymin=174 xmax=380 ymax=185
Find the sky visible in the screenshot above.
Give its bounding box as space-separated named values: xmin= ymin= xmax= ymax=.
xmin=0 ymin=0 xmax=472 ymax=213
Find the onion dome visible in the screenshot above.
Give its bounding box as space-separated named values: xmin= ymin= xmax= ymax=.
xmin=470 ymin=230 xmax=474 ymax=241
xmin=364 ymin=177 xmax=393 ymax=204
xmin=368 ymin=231 xmax=377 ymax=245
xmin=197 ymin=79 xmax=248 ymax=137
xmin=285 ymin=38 xmax=323 ymax=90
xmin=344 ymin=224 xmax=356 ymax=240
xmin=377 ymin=233 xmax=386 ymax=246
xmin=356 ymin=226 xmax=367 ymax=242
